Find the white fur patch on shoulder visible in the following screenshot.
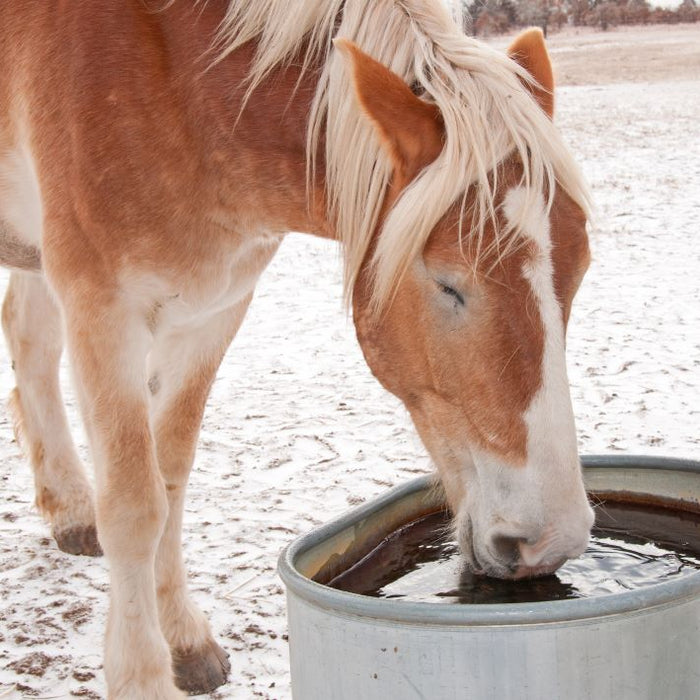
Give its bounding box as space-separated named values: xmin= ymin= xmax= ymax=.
xmin=0 ymin=143 xmax=44 ymax=248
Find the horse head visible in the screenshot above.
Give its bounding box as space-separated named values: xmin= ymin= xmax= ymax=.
xmin=339 ymin=31 xmax=594 ymax=579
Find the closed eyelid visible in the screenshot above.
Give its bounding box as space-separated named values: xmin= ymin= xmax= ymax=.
xmin=437 ymin=280 xmax=465 ymax=306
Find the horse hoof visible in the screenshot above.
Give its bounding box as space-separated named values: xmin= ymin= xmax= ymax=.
xmin=54 ymin=525 xmax=103 ymax=557
xmin=173 ymin=639 xmax=231 ymax=695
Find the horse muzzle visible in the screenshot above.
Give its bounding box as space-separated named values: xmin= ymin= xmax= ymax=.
xmin=464 ymin=515 xmax=593 ymax=580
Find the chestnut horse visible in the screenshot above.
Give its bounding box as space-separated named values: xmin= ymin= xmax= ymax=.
xmin=0 ymin=1 xmax=594 ymax=697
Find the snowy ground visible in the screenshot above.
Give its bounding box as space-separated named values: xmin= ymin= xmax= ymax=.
xmin=1 ymin=24 xmax=699 ymax=700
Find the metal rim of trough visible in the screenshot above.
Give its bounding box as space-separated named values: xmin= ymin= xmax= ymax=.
xmin=278 ymin=454 xmax=700 ymax=627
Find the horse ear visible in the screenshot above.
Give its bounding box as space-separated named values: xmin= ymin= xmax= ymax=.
xmin=334 ymin=38 xmax=443 ymax=182
xmin=507 ymin=28 xmax=555 ymax=119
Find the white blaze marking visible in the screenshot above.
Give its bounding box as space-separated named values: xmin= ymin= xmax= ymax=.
xmin=501 ymin=186 xmax=591 ymax=564
xmin=503 ymin=187 xmax=574 ymax=457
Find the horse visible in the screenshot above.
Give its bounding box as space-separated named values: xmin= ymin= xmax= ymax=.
xmin=0 ymin=1 xmax=594 ymax=697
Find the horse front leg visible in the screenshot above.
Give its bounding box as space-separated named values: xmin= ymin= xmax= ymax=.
xmin=1 ymin=271 xmax=100 ymax=555
xmin=150 ymin=296 xmax=255 ymax=695
xmin=60 ymin=285 xmax=183 ymax=699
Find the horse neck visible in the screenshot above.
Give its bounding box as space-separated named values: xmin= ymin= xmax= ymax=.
xmin=161 ymin=1 xmax=332 ymax=240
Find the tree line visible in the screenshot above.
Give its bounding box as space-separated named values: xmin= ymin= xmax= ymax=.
xmin=462 ymin=0 xmax=699 ymax=35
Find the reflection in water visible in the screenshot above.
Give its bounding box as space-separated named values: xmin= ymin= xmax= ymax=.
xmin=328 ymin=502 xmax=700 ymax=604
xmin=448 ymin=568 xmax=579 ymax=604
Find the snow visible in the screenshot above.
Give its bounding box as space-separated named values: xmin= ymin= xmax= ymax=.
xmin=1 ymin=32 xmax=699 ymax=700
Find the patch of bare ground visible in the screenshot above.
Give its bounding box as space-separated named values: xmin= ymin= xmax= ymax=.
xmin=487 ymin=23 xmax=700 ymax=85
xmin=8 ymin=651 xmax=70 ymax=677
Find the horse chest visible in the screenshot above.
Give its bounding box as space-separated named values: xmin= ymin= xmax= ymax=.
xmin=140 ymin=231 xmax=282 ymax=334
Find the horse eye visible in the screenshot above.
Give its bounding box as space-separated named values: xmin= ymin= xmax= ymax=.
xmin=438 ymin=282 xmax=465 ymax=307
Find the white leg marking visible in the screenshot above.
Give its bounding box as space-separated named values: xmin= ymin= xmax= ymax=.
xmin=1 ymin=272 xmax=98 ymax=553
xmin=59 ymin=288 xmax=183 ymax=699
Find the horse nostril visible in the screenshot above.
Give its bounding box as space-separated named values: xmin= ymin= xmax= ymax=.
xmin=490 ymin=533 xmax=526 ymax=567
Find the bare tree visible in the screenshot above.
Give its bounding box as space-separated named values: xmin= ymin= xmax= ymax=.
xmin=516 ymin=0 xmax=553 ymax=36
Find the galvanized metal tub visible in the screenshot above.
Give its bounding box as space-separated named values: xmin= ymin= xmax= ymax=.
xmin=278 ymin=455 xmax=700 ymax=700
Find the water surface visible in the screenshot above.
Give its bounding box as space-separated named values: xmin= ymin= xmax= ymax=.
xmin=329 ymin=500 xmax=700 ymax=603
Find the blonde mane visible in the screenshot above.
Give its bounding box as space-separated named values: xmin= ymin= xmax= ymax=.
xmin=217 ymin=0 xmax=591 ymax=312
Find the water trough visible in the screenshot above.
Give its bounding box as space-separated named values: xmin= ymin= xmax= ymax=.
xmin=278 ymin=455 xmax=700 ymax=700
